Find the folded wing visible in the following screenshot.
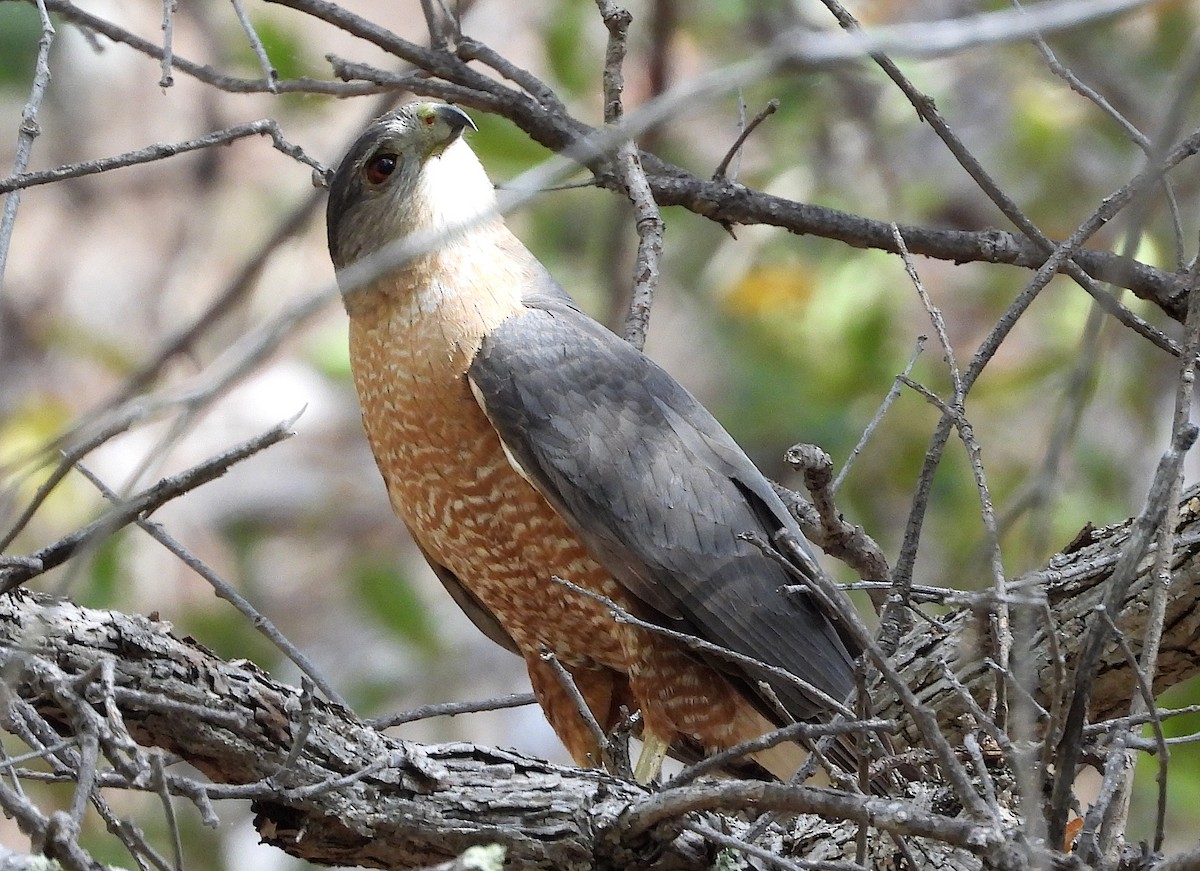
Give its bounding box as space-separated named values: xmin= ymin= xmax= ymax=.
xmin=467 ymin=294 xmax=859 ymax=724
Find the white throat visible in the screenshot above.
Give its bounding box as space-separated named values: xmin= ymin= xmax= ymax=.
xmin=413 ymin=139 xmax=499 ymax=241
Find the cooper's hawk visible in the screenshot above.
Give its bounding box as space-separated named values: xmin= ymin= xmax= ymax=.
xmin=327 ymin=102 xmax=861 ymax=782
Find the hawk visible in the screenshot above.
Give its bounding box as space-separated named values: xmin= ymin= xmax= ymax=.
xmin=326 ymin=102 xmax=861 ymax=782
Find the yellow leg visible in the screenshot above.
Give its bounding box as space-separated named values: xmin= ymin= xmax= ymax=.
xmin=634 ymin=732 xmax=671 ymax=784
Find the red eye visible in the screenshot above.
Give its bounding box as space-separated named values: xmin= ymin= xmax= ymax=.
xmin=365 ymin=152 xmax=398 ymax=185
xmin=423 ymin=114 xmax=435 ymax=126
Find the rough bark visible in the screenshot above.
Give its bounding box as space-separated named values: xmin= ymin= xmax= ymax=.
xmin=877 ymin=486 xmax=1200 ymax=751
xmin=0 ymin=592 xmax=691 ymax=869
xmin=1 ymin=486 xmax=1198 ymax=869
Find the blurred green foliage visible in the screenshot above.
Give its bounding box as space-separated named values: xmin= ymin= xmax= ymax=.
xmin=350 ymin=556 xmax=439 ymax=654
xmin=544 ymin=2 xmax=596 ymax=99
xmin=0 ymin=4 xmax=39 ymax=90
xmin=228 ymin=13 xmax=324 ymax=114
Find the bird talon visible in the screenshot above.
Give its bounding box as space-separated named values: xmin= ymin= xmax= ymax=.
xmin=633 ymin=733 xmax=671 ymax=784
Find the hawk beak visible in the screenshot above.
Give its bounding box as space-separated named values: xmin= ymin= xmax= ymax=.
xmin=432 ymin=103 xmax=477 ymax=142
xmin=420 ymin=103 xmax=477 ymax=160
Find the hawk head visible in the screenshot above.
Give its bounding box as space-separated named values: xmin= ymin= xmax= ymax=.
xmin=326 ymin=102 xmax=481 ymax=270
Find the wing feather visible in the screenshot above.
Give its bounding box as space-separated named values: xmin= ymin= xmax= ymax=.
xmin=467 ymin=298 xmax=858 ymax=722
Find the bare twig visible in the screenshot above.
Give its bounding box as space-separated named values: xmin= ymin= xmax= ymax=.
xmin=419 ymin=0 xmax=449 ymax=51
xmin=891 ymin=226 xmax=961 ymax=397
xmin=894 ymin=229 xmax=1012 ymax=718
xmin=0 ymin=0 xmax=54 ymax=296
xmin=758 ymin=531 xmax=993 ymax=823
xmin=1080 ymin=610 xmax=1170 ymax=863
xmin=713 ymin=98 xmax=779 ymax=181
xmin=539 ymin=648 xmax=607 ymax=766
xmin=369 ymin=693 xmax=538 ymax=729
xmin=0 ymin=120 xmax=326 ymax=194
xmin=550 ymin=575 xmax=853 ymax=718
xmin=834 ymin=336 xmax=924 ymax=493
xmin=149 ymin=754 xmax=183 ymax=871
xmin=72 ymin=454 xmax=349 ymax=710
xmin=622 ymin=779 xmax=1001 ymax=858
xmin=891 ymin=371 xmax=1011 ymax=702
xmin=683 ymin=819 xmax=822 ymax=871
xmin=778 ymin=446 xmax=889 ymax=610
xmin=455 ymin=38 xmax=567 ymax=114
xmin=1047 ymin=421 xmax=1198 ymax=847
xmin=230 ymin=0 xmax=278 ymax=92
xmin=1083 ymin=259 xmax=1200 ymax=853
xmin=158 ymin=0 xmax=177 ymax=88
xmin=277 ymin=678 xmax=317 ymax=778
xmin=594 ymin=0 xmax=666 ymax=351
xmin=0 ymin=413 xmax=138 ymax=551
xmin=0 ymin=415 xmax=298 ymax=593
xmin=1018 ymin=0 xmax=1186 ymax=263
xmin=319 ymin=12 xmax=1187 ymax=316
xmin=30 ymin=0 xmax=383 ymax=96
xmin=890 ymin=121 xmax=1200 ymax=625
xmin=810 ymin=0 xmax=1179 ymax=356
xmin=669 ymin=718 xmax=896 ymax=789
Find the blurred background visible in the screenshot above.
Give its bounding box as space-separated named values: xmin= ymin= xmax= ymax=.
xmin=1 ymin=0 xmax=1199 ymax=866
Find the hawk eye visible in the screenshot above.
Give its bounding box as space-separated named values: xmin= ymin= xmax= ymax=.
xmin=364 ymin=152 xmax=398 ymax=186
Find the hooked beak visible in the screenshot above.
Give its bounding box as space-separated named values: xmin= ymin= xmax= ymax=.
xmin=430 ymin=103 xmax=477 ymax=142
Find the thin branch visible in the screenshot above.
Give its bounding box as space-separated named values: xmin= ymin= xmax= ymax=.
xmin=276 ymin=678 xmax=316 ymax=779
xmin=834 ymin=336 xmax=924 ymax=494
xmin=622 ymin=780 xmax=1002 ymax=859
xmin=713 ymin=98 xmax=778 ymax=181
xmin=1080 ymin=256 xmax=1200 ymax=857
xmin=0 ymin=120 xmax=326 ymax=194
xmin=158 ymin=0 xmax=177 ymax=88
xmin=593 ymin=0 xmax=666 ymax=352
xmin=419 ymin=0 xmax=449 ymax=51
xmin=669 ymin=718 xmax=896 ymax=789
xmin=759 ymin=531 xmax=994 ymax=823
xmin=148 ymin=754 xmax=183 ymax=871
xmin=316 ymin=14 xmax=1190 ymax=317
xmin=0 ymin=414 xmax=299 ymax=593
xmin=230 ymin=0 xmax=278 ymax=92
xmin=1018 ymin=0 xmax=1187 ymax=264
xmin=550 ymin=575 xmax=854 ymax=719
xmin=890 ymin=122 xmax=1200 ymax=627
xmin=73 ymin=459 xmax=349 ymax=710
xmin=539 ymin=648 xmax=608 ymax=765
xmin=455 ymin=38 xmax=567 ymax=115
xmin=0 ymin=413 xmax=138 ymax=551
xmin=369 ymin=693 xmax=538 ymax=729
xmin=810 ymin=0 xmax=1179 ymax=354
xmin=0 ymin=0 xmax=54 ymax=297
xmin=683 ymin=819 xmax=832 ymax=871
xmin=778 ymin=446 xmax=889 ymax=611
xmin=595 ymin=0 xmax=632 ymax=125
xmin=1047 ymin=421 xmax=1198 ymax=846
xmin=893 ymin=226 xmax=1011 ymax=721
xmin=17 ymin=0 xmax=383 ymax=96
xmin=892 ymin=226 xmax=961 ymax=397
xmin=1083 ymin=609 xmax=1169 ymax=862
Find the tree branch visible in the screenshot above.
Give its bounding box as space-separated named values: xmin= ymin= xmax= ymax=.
xmin=6 ymin=482 xmax=1200 ymax=868
xmin=32 ymin=0 xmax=1184 ymax=317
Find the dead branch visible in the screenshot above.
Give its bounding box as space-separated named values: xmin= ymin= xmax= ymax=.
xmin=5 ymin=483 xmax=1200 ymax=868
xmin=876 ymin=482 xmax=1200 ymax=751
xmin=23 ymin=0 xmax=1191 ymax=321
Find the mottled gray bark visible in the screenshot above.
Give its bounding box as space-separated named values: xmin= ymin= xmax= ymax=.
xmin=1 ymin=488 xmax=1198 ymax=869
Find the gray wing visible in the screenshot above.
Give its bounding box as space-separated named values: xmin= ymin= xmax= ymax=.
xmin=467 ymin=298 xmax=858 ymax=723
